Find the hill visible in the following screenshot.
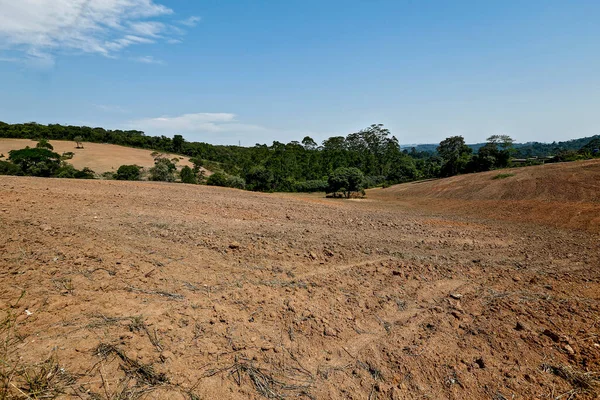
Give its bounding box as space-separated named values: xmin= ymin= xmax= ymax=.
xmin=0 ymin=138 xmax=204 ymax=174
xmin=372 ymin=158 xmax=600 ymax=232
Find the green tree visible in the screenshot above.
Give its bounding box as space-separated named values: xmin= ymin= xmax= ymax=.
xmin=73 ymin=136 xmax=84 ymax=149
xmin=8 ymin=147 xmax=61 ymax=177
xmin=437 ymin=136 xmax=472 ymax=177
xmin=173 ymin=135 xmax=185 ymax=153
xmin=245 ymin=165 xmax=274 ymax=191
xmin=180 ymin=165 xmax=197 ymax=184
xmin=327 ymin=167 xmax=365 ymax=198
xmin=149 ymin=157 xmax=176 ymax=182
xmin=207 ymin=172 xmax=246 ymax=189
xmin=36 ymin=139 xmax=54 ymax=150
xmin=0 ymin=160 xmax=22 ymax=175
xmin=116 ymin=165 xmax=142 ymax=181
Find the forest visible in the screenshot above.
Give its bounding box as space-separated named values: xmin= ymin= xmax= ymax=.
xmin=0 ymin=121 xmax=598 ymax=193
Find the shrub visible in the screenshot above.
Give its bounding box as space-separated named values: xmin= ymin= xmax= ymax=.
xmin=207 ymin=172 xmax=246 ymax=189
xmin=116 ymin=165 xmax=142 ymax=181
xmin=36 ymin=139 xmax=54 ymax=150
xmin=294 ymin=180 xmax=328 ymax=193
xmin=149 ymin=157 xmax=176 ymax=182
xmin=55 ymin=164 xmax=95 ymax=179
xmin=76 ymin=167 xmax=95 ymax=179
xmin=179 ymin=165 xmax=197 ymax=184
xmin=492 ymin=173 xmax=515 ymax=180
xmin=101 ymin=171 xmax=116 ymax=180
xmin=0 ymin=160 xmax=22 ymax=176
xmin=61 ymin=152 xmax=74 ymax=160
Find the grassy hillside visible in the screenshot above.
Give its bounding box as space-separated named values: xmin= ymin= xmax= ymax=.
xmin=0 ymin=138 xmax=198 ymax=174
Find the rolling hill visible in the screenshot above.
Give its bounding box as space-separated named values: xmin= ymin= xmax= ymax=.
xmin=0 ymin=138 xmax=205 ymax=174
xmin=371 ymin=158 xmax=600 ymax=232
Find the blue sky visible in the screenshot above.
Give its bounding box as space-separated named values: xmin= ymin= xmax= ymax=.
xmin=0 ymin=1 xmax=599 ymax=146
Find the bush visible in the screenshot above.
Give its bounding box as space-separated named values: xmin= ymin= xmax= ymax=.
xmin=116 ymin=165 xmax=142 ymax=181
xmin=76 ymin=167 xmax=95 ymax=179
xmin=55 ymin=164 xmax=96 ymax=179
xmin=294 ymin=180 xmax=328 ymax=193
xmin=8 ymin=147 xmax=61 ymax=177
xmin=61 ymin=152 xmax=74 ymax=160
xmin=179 ymin=165 xmax=197 ymax=184
xmin=0 ymin=160 xmax=22 ymax=176
xmin=149 ymin=157 xmax=176 ymax=182
xmin=36 ymin=139 xmax=54 ymax=150
xmin=207 ymin=172 xmax=246 ymax=189
xmin=491 ymin=173 xmax=515 ymax=180
xmin=327 ymin=167 xmax=365 ymax=198
xmin=101 ymin=171 xmax=116 ymax=180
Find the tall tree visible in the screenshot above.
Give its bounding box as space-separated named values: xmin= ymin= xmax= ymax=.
xmin=437 ymin=136 xmax=472 ymax=177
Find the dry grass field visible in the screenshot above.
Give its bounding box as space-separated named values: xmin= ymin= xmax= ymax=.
xmin=0 ymin=160 xmax=599 ymax=399
xmin=0 ymin=139 xmax=195 ymax=173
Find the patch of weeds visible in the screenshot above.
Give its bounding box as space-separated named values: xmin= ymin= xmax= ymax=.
xmin=128 ymin=315 xmax=146 ymax=333
xmin=202 ymin=357 xmax=313 ymax=399
xmin=96 ymin=344 xmax=168 ymax=386
xmin=492 ymin=173 xmax=515 ymax=180
xmin=52 ymin=277 xmax=74 ymax=295
xmin=541 ymin=363 xmax=599 ymax=395
xmin=0 ymin=292 xmax=74 ymax=399
xmin=357 ymin=360 xmax=384 ymax=381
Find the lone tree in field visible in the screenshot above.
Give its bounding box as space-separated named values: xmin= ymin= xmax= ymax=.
xmin=74 ymin=136 xmax=84 ymax=149
xmin=327 ymin=167 xmax=365 ymax=198
xmin=36 ymin=139 xmax=54 ymax=150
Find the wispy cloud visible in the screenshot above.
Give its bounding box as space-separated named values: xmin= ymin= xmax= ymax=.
xmin=180 ymin=16 xmax=202 ymax=27
xmin=126 ymin=112 xmax=266 ymax=135
xmin=0 ymin=0 xmax=198 ymax=66
xmin=94 ymin=104 xmax=129 ymax=113
xmin=133 ymin=55 xmax=164 ymax=64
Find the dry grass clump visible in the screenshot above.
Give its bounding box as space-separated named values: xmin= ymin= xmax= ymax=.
xmin=542 ymin=363 xmax=600 ymax=396
xmin=0 ymin=292 xmax=74 ymax=399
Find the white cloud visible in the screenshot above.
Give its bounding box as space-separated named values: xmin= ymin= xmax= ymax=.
xmin=133 ymin=55 xmax=164 ymax=64
xmin=0 ymin=0 xmax=194 ymax=65
xmin=127 ymin=113 xmax=266 ymax=135
xmin=95 ymin=104 xmax=129 ymax=113
xmin=129 ymin=21 xmax=165 ymax=37
xmin=180 ymin=16 xmax=201 ymax=27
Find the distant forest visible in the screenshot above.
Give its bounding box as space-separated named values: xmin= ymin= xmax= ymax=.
xmin=406 ymin=135 xmax=600 ymax=158
xmin=0 ymin=121 xmax=598 ymax=192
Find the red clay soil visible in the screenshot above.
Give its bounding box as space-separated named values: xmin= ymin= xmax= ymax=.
xmin=0 ymin=166 xmax=599 ymax=399
xmin=371 ymin=159 xmax=600 ymax=233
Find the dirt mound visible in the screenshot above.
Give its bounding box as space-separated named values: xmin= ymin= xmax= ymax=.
xmin=0 ymin=176 xmax=599 ymax=399
xmin=372 ymin=159 xmax=600 ymax=232
xmin=0 ymin=138 xmax=210 ymax=175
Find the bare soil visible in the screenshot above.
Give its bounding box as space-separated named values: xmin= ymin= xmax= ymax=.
xmin=0 ymin=161 xmax=599 ymax=399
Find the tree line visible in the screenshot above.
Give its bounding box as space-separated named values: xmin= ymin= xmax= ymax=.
xmin=1 ymin=121 xmax=598 ymax=195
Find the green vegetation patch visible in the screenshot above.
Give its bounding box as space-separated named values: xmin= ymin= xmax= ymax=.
xmin=492 ymin=173 xmax=515 ymax=180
